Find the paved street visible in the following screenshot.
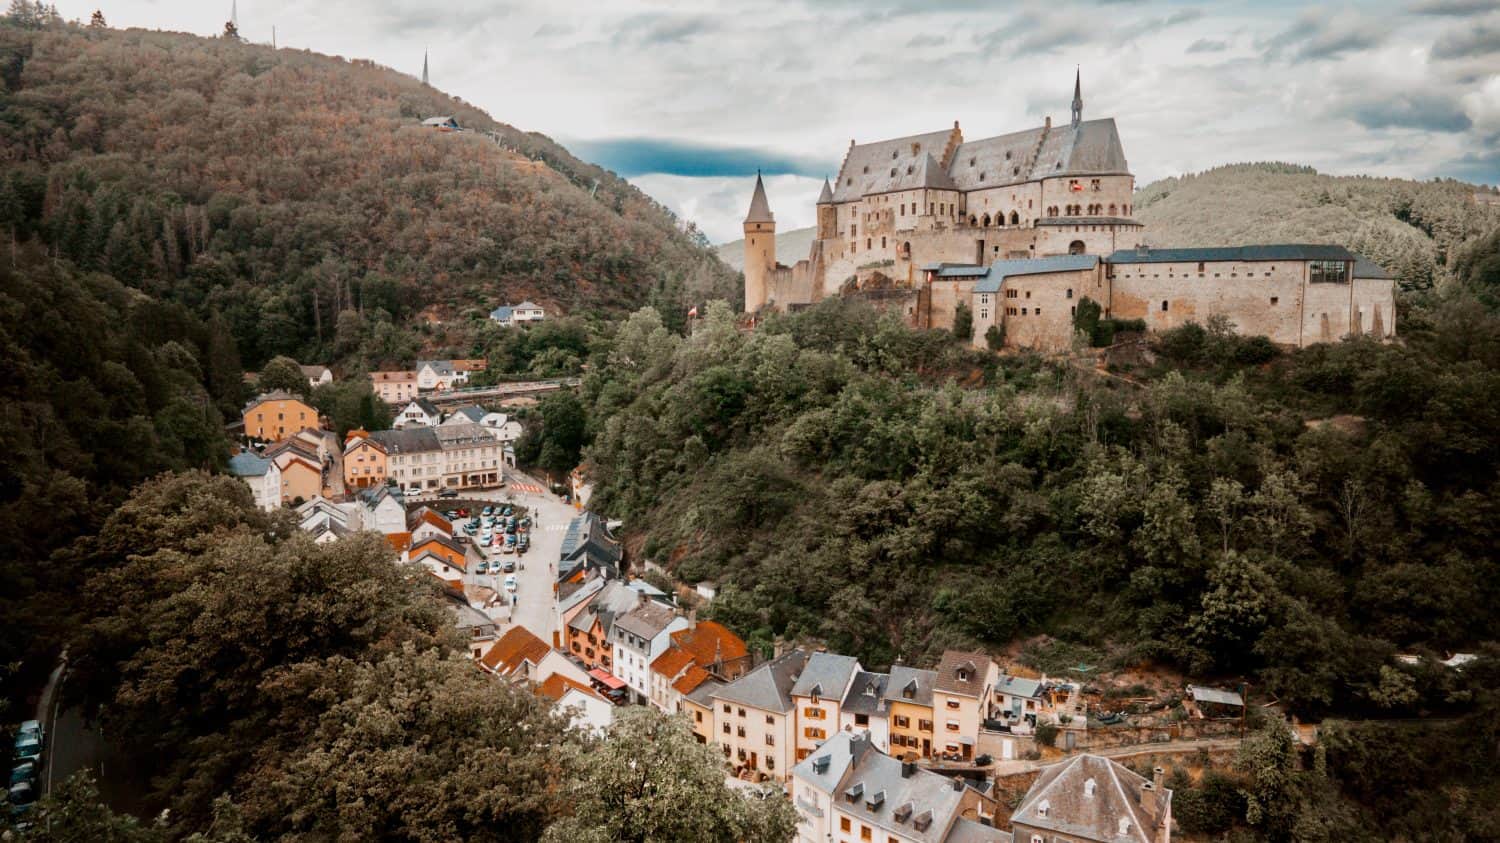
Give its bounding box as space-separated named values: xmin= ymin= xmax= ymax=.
xmin=449 ymin=468 xmax=582 ymax=645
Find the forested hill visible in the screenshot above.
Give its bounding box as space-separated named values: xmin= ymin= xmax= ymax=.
xmin=0 ymin=21 xmax=736 ymax=369
xmin=1136 ymin=162 xmax=1500 ymax=291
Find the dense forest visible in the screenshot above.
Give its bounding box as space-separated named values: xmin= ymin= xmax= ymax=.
xmin=0 ymin=17 xmax=735 ymax=373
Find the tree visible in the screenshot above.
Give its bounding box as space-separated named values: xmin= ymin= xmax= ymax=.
xmin=540 ymin=707 xmax=797 ymax=843
xmin=88 ymin=8 xmax=105 ymax=27
xmin=1236 ymin=720 xmax=1299 ymax=839
xmin=257 ymin=355 xmax=307 ymax=397
xmin=222 ymin=19 xmax=240 ymax=40
xmin=952 ymin=301 xmax=973 ymax=340
xmin=984 ymin=323 xmax=1004 ymax=351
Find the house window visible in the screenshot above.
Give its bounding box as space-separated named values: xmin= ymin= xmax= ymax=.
xmin=946 ymin=700 xmax=960 ymax=710
xmin=722 ymin=723 xmax=730 ymax=735
xmin=841 ymin=818 xmax=852 ymax=833
xmin=1161 ymin=301 xmax=1169 ymax=312
xmin=738 ymin=708 xmax=745 ymax=718
xmin=695 ymin=711 xmax=703 ymax=722
xmin=862 ymin=826 xmax=873 ymax=841
xmin=1270 ymin=296 xmax=1279 ymax=305
xmin=855 ymin=714 xmax=869 ymax=726
xmin=919 ymin=719 xmax=932 ymax=731
xmin=1309 ymin=260 xmax=1350 ymax=284
xmin=1066 ymin=288 xmax=1073 ymax=299
xmin=766 ymin=734 xmax=775 ymax=746
xmin=895 ymin=715 xmax=910 ymax=728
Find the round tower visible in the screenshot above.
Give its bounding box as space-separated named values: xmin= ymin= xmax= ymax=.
xmin=743 ymin=171 xmax=775 ymax=313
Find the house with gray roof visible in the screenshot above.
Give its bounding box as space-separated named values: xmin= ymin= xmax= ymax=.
xmin=1009 ymin=755 xmax=1171 ymax=843
xmin=710 ymin=649 xmax=811 ymax=781
xmin=558 ymin=511 xmax=622 ymax=583
xmin=790 ymin=731 xmax=1006 ymax=843
xmin=228 ymin=449 xmax=282 ymax=512
xmin=840 ymin=670 xmax=892 ymax=753
xmin=443 ymin=404 xmax=486 ymax=425
xmin=609 ymin=596 xmax=688 ymax=704
xmin=790 ymin=652 xmax=863 ymax=762
xmin=395 ymin=398 xmax=443 ymax=429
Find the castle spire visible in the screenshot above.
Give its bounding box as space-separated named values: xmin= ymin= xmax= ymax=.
xmin=422 ymin=49 xmax=429 ymax=85
xmin=1071 ymin=67 xmax=1082 ymax=129
xmin=816 ymin=176 xmax=833 ymax=205
xmin=744 ymin=170 xmax=774 ymax=224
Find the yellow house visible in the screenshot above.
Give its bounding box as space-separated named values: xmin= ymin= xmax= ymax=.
xmin=931 ymin=650 xmax=998 ymax=761
xmin=883 ymin=666 xmax=937 ymax=760
xmin=274 ymin=452 xmax=321 ymax=505
xmin=343 ymin=432 xmax=388 ymax=490
xmin=789 ymin=652 xmax=861 ymax=763
xmin=678 ymin=673 xmax=721 ymax=745
xmin=243 ymin=391 xmax=317 ymax=441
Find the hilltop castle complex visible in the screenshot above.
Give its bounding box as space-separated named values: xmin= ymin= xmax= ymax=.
xmin=743 ymin=74 xmax=1396 ymax=351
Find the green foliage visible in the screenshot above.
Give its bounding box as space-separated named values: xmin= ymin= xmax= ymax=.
xmin=1033 ymin=722 xmax=1059 ymax=748
xmin=515 ymin=389 xmax=588 ymax=478
xmin=984 ymin=323 xmax=1004 ymax=351
xmin=257 ymin=355 xmax=307 ymax=397
xmin=952 ymin=301 xmax=973 ymax=340
xmin=309 ymin=376 xmax=392 ymax=436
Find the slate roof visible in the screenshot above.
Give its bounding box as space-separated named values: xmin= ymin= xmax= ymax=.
xmin=433 ymin=422 xmax=496 ymax=448
xmin=299 ymin=364 xmax=330 ymax=379
xmin=745 ymin=172 xmax=775 ymax=223
xmin=686 ymin=676 xmax=725 ymax=707
xmin=418 ymin=360 xmax=456 ymax=377
xmin=934 ymin=650 xmax=991 ymax=698
xmin=228 ymin=451 xmax=273 ymax=477
xmin=816 ymin=177 xmax=834 ymax=205
xmin=884 ymin=666 xmax=937 ymax=707
xmin=614 ymin=599 xmax=679 ymax=641
xmin=948 ymin=819 xmax=1010 ymax=843
xmin=832 ymin=127 xmax=960 ymax=202
xmin=514 ymin=301 xmax=542 ymax=311
xmin=490 ymin=306 xmax=514 ymax=321
xmin=448 ymin=404 xmax=486 ymax=423
xmin=567 ymin=580 xmax=641 ymax=635
xmin=842 ymin=670 xmax=891 ymax=717
xmin=791 ymin=729 xmax=877 ymax=797
xmin=994 ymin=674 xmax=1043 ymax=700
xmin=1354 ymin=256 xmax=1394 ymax=279
xmin=558 ymin=512 xmax=622 ymax=582
xmin=973 ymin=255 xmax=1100 ymax=293
xmin=791 ymin=652 xmax=862 ymax=700
xmin=1105 ymin=244 xmax=1358 ymax=264
xmin=243 ymin=390 xmax=310 ymax=413
xmin=357 ymin=484 xmax=405 ymax=508
xmin=1011 ymin=754 xmax=1169 ymax=843
xmin=712 ymin=649 xmax=810 ymax=713
xmin=950 ymin=118 xmax=1129 ymax=192
xmin=369 ymin=427 xmax=442 ymax=455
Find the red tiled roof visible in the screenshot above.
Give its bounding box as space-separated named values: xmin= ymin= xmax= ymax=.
xmin=480 ymin=626 xmax=551 ymax=677
xmin=670 ymin=621 xmax=749 ymax=668
xmin=673 ymin=665 xmax=712 ymax=696
xmin=410 ymin=508 xmax=453 ymax=534
xmin=651 ymin=646 xmax=696 ymax=679
xmin=537 ymin=673 xmax=609 ymax=704
xmin=384 ymin=532 xmax=413 ymax=553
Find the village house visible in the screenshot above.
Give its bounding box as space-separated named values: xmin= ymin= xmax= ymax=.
xmin=681 ymin=677 xmax=726 ymax=745
xmin=227 ymin=449 xmax=282 ymax=511
xmin=489 ymin=301 xmax=546 ymax=327
xmin=610 ymin=597 xmax=690 ymax=705
xmin=886 ymin=666 xmax=939 ymax=761
xmin=840 ymin=671 xmax=892 ymax=753
xmin=451 ymin=358 xmax=487 ymax=375
xmin=355 ymin=485 xmax=407 ymax=535
xmin=370 ymin=370 xmax=419 ymax=404
xmin=932 ymin=650 xmax=999 ymax=762
xmin=417 ymin=360 xmax=469 ymax=391
xmin=300 ymin=364 xmax=333 ymax=388
xmin=536 ymin=673 xmax=615 ymax=735
xmin=993 ymin=674 xmax=1048 ymax=731
xmin=791 ymin=653 xmax=863 ymax=764
xmin=480 ymin=625 xmax=597 ymax=689
xmin=296 ymin=496 xmax=360 ymax=542
xmin=1009 ymin=755 xmax=1172 ymax=843
xmin=451 ymin=599 xmax=499 ymax=660
xmin=242 ymin=391 xmax=318 ymax=441
xmin=263 ymin=437 xmax=323 ymax=506
xmin=342 ymin=430 xmax=388 ymax=490
xmin=410 ymin=534 xmax=472 ymax=579
xmin=443 ymin=404 xmax=486 ymax=426
xmin=432 ymin=423 xmax=504 ymax=489
xmin=646 ymin=616 xmax=752 ymax=714
xmin=563 ymin=579 xmax=648 ymax=673
xmin=396 ymin=398 xmax=443 ymax=429
xmin=407 ymin=506 xmax=454 ymax=544
xmin=558 ymin=512 xmax=623 ymax=584
xmin=709 ymin=649 xmax=811 ymax=781
xmin=790 ymin=731 xmax=1004 ymax=843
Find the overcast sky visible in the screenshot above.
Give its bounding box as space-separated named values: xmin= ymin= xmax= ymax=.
xmin=80 ymin=0 xmax=1500 ymax=243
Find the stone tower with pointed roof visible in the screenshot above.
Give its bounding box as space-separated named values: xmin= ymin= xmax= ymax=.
xmin=816 ymin=177 xmax=837 ymax=240
xmin=743 ymin=171 xmax=776 ymax=312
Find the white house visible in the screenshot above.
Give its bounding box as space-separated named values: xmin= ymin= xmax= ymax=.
xmin=228 ymin=450 xmax=282 ymax=512
xmin=300 ymin=365 xmax=334 ymax=389
xmin=395 ymin=398 xmax=443 ymax=429
xmin=480 ymin=411 xmax=523 ymax=444
xmin=489 ymin=301 xmax=545 ymax=327
xmin=541 ymin=675 xmax=615 ymax=735
xmin=356 ymin=485 xmax=407 ymax=535
xmin=416 ymin=360 xmax=467 ymax=391
xmin=610 ymin=598 xmax=689 ymax=705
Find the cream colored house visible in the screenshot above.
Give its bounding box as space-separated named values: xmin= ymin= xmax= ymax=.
xmin=790 ymin=652 xmax=862 ymax=764
xmin=709 ymin=649 xmax=810 ymax=781
xmin=931 ymin=650 xmax=998 ymax=762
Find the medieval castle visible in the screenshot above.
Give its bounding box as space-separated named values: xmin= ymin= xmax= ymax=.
xmin=742 ymin=74 xmax=1396 ymax=351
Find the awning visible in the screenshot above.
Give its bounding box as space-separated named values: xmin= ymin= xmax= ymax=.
xmin=958 ymin=736 xmax=976 ymax=745
xmin=588 ymin=668 xmax=626 ymax=690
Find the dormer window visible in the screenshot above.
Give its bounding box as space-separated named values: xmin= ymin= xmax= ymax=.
xmin=1119 ymin=818 xmax=1132 ymax=835
xmin=903 ymin=680 xmax=917 ymax=700
xmin=1084 ymin=778 xmax=1096 ymax=797
xmin=957 ymin=669 xmax=969 ymax=682
xmin=1038 ymin=799 xmax=1050 ymax=817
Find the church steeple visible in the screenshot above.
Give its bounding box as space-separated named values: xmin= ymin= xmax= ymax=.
xmin=421 ymin=49 xmax=429 ymax=85
xmin=1071 ymin=68 xmax=1082 ymax=129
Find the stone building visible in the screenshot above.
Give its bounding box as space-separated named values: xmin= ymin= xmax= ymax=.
xmin=742 ymin=74 xmax=1396 ymax=351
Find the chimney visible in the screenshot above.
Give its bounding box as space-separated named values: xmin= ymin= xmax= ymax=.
xmin=688 ymin=607 xmax=698 ymax=632
xmin=901 ymin=761 xmax=916 ymax=779
xmin=952 ymin=777 xmax=964 ymax=792
xmin=1153 ymin=766 xmax=1165 ymax=793
xmin=1140 ymin=781 xmax=1157 ymax=816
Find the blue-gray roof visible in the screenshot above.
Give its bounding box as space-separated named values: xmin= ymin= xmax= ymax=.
xmin=227 ymin=451 xmax=272 ymax=477
xmin=973 ymin=255 xmax=1099 ymax=293
xmin=791 ymin=652 xmax=862 ymax=699
xmin=1354 ymin=256 xmax=1393 ymax=279
xmin=1105 ymin=244 xmax=1357 ymax=265
xmin=490 ymin=306 xmax=514 ymax=320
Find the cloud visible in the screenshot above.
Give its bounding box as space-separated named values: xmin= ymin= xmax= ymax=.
xmin=1410 ymin=0 xmax=1497 ymax=15
xmin=1344 ymin=93 xmax=1474 ymax=132
xmin=906 ymin=33 xmax=947 ymax=47
xmin=629 ymin=173 xmax=823 ymax=244
xmin=1431 ymin=20 xmax=1500 ymax=59
xmin=1165 ymin=9 xmax=1204 ymax=25
xmin=615 ymin=14 xmax=717 ymax=46
xmin=533 ymin=22 xmax=573 ymax=38
xmin=564 ymin=137 xmax=835 ymax=179
xmin=1187 ymin=37 xmax=1228 ymax=53
xmin=1262 ymin=10 xmax=1387 ymax=62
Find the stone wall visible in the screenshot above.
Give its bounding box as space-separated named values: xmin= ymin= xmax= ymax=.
xmin=1111 ymin=259 xmax=1311 ymax=345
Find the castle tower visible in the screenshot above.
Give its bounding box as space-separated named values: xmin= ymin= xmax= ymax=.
xmin=1071 ymin=68 xmax=1083 ymax=129
xmin=815 ymin=177 xmax=836 ymax=240
xmin=743 ymin=171 xmax=775 ymax=313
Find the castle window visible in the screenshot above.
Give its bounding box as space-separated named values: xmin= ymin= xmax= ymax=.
xmin=863 ymin=166 xmax=869 ymax=173
xmin=1021 ymin=308 xmax=1027 ymax=315
xmin=1025 ymin=291 xmax=1031 ymax=299
xmin=1005 ymin=150 xmax=1012 ymax=159
xmin=1162 ymin=301 xmax=1169 ymax=312
xmin=969 ymin=157 xmax=976 ymax=166
xmin=890 ymin=168 xmax=897 ymax=177
xmin=980 ymin=309 xmax=988 ymax=319
xmin=1066 ymin=288 xmax=1073 ymax=299
xmin=1110 ymin=204 xmax=1117 ymax=215
xmin=979 ymin=172 xmax=986 ymax=182
xmin=907 ymin=165 xmax=914 ymax=175
xmin=1091 ymin=178 xmax=1101 ymax=191
xmin=1270 ymin=296 xmax=1279 ymax=305
xmin=1011 ymin=211 xmax=1020 ymax=225
xmin=892 ymin=150 xmax=898 ymax=159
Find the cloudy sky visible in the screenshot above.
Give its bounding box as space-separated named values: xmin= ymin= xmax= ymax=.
xmin=81 ymin=0 xmax=1500 ymax=243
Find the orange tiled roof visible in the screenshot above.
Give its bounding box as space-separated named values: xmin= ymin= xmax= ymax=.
xmin=673 ymin=665 xmax=712 ymax=696
xmin=670 ymin=620 xmax=749 ymax=667
xmin=536 ymin=673 xmax=608 ymax=704
xmin=411 ymin=508 xmax=453 ymax=534
xmin=650 ymin=646 xmax=696 ymax=679
xmin=451 ymin=359 xmax=488 ymax=372
xmin=384 ymin=532 xmax=413 ymax=552
xmin=480 ymin=625 xmax=551 ymax=676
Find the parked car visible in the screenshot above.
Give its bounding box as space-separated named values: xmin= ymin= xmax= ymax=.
xmin=503 ymin=575 xmax=517 ymax=592
xmin=12 ymin=735 xmax=41 ymax=764
xmin=480 ymin=535 xmax=494 ymax=548
xmin=443 ymin=510 xmax=458 ymax=520
xmin=501 ymin=560 xmax=516 ymax=573
xmin=501 ymin=506 xmax=513 ymax=517
xmin=475 ymin=562 xmax=489 ymax=575
xmin=438 ymin=488 xmax=458 ymax=498
xmin=17 ymin=721 xmax=41 ymax=742
xmin=9 ymin=761 xmax=35 ymax=787
xmin=8 ymin=781 xmax=35 ymax=816
xmin=482 ymin=506 xmax=494 ymax=516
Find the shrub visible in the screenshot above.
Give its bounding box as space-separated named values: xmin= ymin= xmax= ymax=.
xmin=1034 ymin=723 xmax=1059 ymax=747
xmin=985 ymin=324 xmax=1005 ymax=350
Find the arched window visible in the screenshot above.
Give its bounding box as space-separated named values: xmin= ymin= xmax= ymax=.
xmin=1010 ymin=211 xmax=1019 ymax=225
xmin=969 ymin=215 xmax=978 ymax=227
xmin=981 ymin=213 xmax=991 ymax=227
xmin=1109 ymin=203 xmax=1116 ymax=215
xmin=1161 ymin=300 xmax=1169 ymax=312
xmin=901 ymin=241 xmax=911 ymax=258
xmin=1069 ymin=240 xmax=1086 ymax=255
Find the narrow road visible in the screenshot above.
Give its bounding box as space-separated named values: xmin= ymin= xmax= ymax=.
xmin=989 ymin=736 xmax=1242 ymax=778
